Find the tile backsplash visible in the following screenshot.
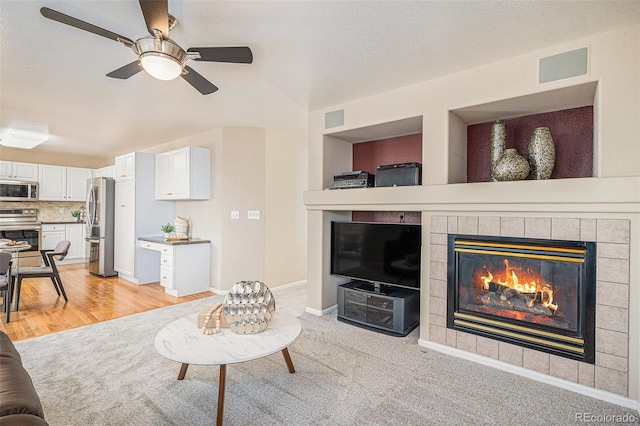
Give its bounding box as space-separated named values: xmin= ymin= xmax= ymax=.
xmin=2 ymin=201 xmax=85 ymax=222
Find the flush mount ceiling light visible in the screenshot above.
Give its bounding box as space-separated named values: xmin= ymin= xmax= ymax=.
xmin=0 ymin=129 xmax=49 ymax=149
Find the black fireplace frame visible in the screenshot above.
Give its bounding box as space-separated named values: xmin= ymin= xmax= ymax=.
xmin=447 ymin=234 xmax=596 ymax=364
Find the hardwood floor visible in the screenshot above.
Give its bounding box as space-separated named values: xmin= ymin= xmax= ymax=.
xmin=1 ymin=263 xmax=214 ymax=342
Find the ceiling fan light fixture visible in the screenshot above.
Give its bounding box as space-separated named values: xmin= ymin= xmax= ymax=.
xmin=135 ymin=37 xmax=188 ymax=81
xmin=0 ymin=129 xmax=49 ymax=149
xmin=140 ymin=53 xmax=182 ymax=80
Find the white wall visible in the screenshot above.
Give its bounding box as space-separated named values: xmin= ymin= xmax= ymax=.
xmin=220 ymin=128 xmax=266 ymax=287
xmin=264 ymin=128 xmax=308 ymax=286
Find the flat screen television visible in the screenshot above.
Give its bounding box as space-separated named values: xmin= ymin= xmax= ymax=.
xmin=330 ymin=221 xmax=421 ymax=291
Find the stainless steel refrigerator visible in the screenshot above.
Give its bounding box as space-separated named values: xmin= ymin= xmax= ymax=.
xmin=85 ymin=177 xmax=117 ymax=276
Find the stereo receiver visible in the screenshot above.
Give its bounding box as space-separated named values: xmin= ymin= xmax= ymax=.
xmin=332 ymin=171 xmax=375 ymax=189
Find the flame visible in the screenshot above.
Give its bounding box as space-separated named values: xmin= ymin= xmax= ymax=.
xmin=480 ymin=270 xmax=493 ymax=290
xmin=480 ymin=259 xmax=557 ymax=312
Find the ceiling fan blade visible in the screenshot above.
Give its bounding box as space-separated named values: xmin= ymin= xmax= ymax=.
xmin=181 ymin=66 xmax=219 ymax=95
xmin=40 ymin=7 xmax=134 ymax=47
xmin=106 ymin=61 xmax=143 ymax=79
xmin=187 ymin=47 xmax=253 ymax=64
xmin=138 ymin=0 xmax=169 ymax=39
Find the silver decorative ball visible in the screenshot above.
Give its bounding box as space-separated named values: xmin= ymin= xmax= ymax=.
xmin=222 ymin=280 xmax=276 ymax=334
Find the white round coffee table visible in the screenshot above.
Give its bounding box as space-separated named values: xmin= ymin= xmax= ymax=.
xmin=154 ymin=312 xmax=302 ymax=425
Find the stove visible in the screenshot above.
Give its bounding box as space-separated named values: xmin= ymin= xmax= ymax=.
xmin=0 ymin=209 xmax=41 ymax=264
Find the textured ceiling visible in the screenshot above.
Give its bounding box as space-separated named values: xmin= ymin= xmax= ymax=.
xmin=1 ymin=1 xmax=639 ymax=159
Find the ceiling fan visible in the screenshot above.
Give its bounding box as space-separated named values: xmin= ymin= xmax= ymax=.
xmin=40 ymin=0 xmax=253 ymax=95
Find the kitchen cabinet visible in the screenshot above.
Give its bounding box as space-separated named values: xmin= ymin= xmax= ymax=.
xmin=114 ymin=180 xmax=135 ymax=277
xmin=155 ymin=146 xmax=210 ymax=200
xmin=67 ymin=167 xmax=92 ymax=200
xmin=39 ymin=165 xmax=92 ymax=201
xmin=41 ymin=223 xmax=85 ymax=260
xmin=0 ymin=161 xmax=39 ymax=181
xmin=114 ymin=152 xmax=174 ymax=284
xmin=93 ymin=165 xmax=116 ymax=178
xmin=114 ymin=153 xmax=136 ymax=181
xmin=41 ymin=224 xmax=66 ymax=251
xmin=65 ymin=223 xmax=85 ymax=260
xmin=139 ymin=239 xmax=211 ymax=297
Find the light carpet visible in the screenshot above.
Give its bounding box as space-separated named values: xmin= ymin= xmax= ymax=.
xmin=14 ymin=284 xmax=638 ymax=425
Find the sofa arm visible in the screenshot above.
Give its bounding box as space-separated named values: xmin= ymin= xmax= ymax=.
xmin=0 ymin=413 xmax=49 ymax=425
xmin=0 ymin=332 xmax=47 ymax=424
xmin=0 ymin=357 xmax=45 ymax=420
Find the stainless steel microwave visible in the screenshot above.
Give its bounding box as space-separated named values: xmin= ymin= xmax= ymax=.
xmin=0 ymin=180 xmax=39 ymax=201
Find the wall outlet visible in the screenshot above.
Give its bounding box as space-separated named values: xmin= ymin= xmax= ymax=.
xmin=248 ymin=210 xmax=260 ymax=220
xmin=59 ymin=207 xmax=65 ymax=214
xmin=231 ymin=211 xmax=240 ymax=220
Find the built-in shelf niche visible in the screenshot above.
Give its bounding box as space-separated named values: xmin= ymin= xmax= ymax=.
xmin=323 ymin=116 xmax=423 ymax=189
xmin=448 ymin=81 xmax=597 ymax=184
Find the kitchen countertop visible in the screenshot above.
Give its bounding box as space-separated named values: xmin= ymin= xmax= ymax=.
xmin=41 ymin=221 xmax=86 ymax=224
xmin=138 ymin=236 xmax=211 ymax=246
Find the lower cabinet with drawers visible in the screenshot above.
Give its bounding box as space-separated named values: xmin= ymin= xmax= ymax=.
xmin=41 ymin=222 xmax=86 ymax=261
xmin=138 ymin=238 xmax=211 ymax=297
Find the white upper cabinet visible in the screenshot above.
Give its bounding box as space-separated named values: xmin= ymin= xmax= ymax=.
xmin=0 ymin=161 xmax=39 ymax=181
xmin=114 ymin=152 xmax=136 ymax=181
xmin=39 ymin=164 xmax=92 ymax=201
xmin=93 ymin=165 xmax=116 ymax=178
xmin=155 ymin=146 xmax=210 ymax=200
xmin=66 ymin=167 xmax=92 ymax=200
xmin=39 ymin=165 xmax=66 ymax=200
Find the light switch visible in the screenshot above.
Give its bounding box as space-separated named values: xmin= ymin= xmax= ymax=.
xmin=231 ymin=211 xmax=240 ymax=220
xmin=248 ymin=210 xmax=260 ymax=220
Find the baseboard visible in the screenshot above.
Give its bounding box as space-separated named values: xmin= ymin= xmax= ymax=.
xmin=208 ymin=286 xmax=226 ymax=295
xmin=209 ymin=279 xmax=307 ymax=296
xmin=116 ymin=273 xmax=139 ymax=285
xmin=271 ymin=280 xmax=307 ymax=292
xmin=57 ymin=258 xmax=85 ymax=265
xmin=419 ymin=339 xmax=639 ymax=411
xmin=306 ymin=304 xmax=337 ymax=317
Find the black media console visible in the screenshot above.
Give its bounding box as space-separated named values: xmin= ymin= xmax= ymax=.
xmin=337 ymin=281 xmax=420 ymax=336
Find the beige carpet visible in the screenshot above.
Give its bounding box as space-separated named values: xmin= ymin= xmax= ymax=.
xmin=14 ymin=284 xmax=638 ymax=425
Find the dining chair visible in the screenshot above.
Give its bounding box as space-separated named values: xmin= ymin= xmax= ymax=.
xmin=13 ymin=240 xmax=71 ymax=311
xmin=0 ymin=252 xmax=12 ymax=322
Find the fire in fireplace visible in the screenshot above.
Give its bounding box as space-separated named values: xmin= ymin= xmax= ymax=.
xmin=447 ymin=235 xmax=596 ymax=363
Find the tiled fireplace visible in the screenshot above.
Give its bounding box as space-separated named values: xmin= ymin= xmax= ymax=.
xmin=428 ymin=215 xmax=630 ymax=397
xmin=447 ymin=234 xmax=596 ymax=363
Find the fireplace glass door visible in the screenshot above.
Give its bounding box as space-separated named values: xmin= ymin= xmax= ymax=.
xmin=447 ymin=235 xmax=596 ymax=363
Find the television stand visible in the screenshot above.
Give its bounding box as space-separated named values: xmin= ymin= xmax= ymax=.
xmin=353 ymin=281 xmax=394 ymax=295
xmin=337 ymin=281 xmax=420 ymax=336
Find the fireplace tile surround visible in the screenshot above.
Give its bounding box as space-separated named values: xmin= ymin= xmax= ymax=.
xmin=428 ymin=215 xmax=631 ymax=397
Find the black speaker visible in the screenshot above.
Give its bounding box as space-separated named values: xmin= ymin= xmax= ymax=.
xmin=375 ymin=162 xmax=422 ymax=187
